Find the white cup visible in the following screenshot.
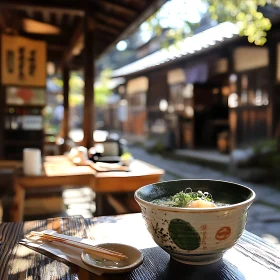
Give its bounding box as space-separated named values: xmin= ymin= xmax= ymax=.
xmin=23 ymin=148 xmax=42 ymax=176
xmin=77 ymin=146 xmax=88 ymax=162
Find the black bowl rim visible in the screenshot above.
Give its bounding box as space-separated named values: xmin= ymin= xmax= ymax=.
xmin=134 ymin=179 xmax=256 ymax=212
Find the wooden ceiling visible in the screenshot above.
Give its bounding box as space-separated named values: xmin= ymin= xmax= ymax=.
xmin=0 ymin=0 xmax=167 ymax=68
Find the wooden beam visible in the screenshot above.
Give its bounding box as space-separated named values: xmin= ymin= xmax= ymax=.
xmin=24 ymin=9 xmax=33 ymax=18
xmin=0 ymin=2 xmax=84 ymax=16
xmin=21 ymin=31 xmax=64 ymax=38
xmin=47 ymin=52 xmax=64 ymax=63
xmin=61 ymin=20 xmax=83 ymax=65
xmin=96 ymin=0 xmax=168 ymax=59
xmin=0 ymin=9 xmax=22 ymax=33
xmin=95 ymin=34 xmax=113 ymax=45
xmin=42 ymin=9 xmax=50 ymax=23
xmin=49 ymin=12 xmax=57 ymax=26
xmin=48 ymin=44 xmax=65 ymax=52
xmin=62 ymin=66 xmax=70 ymax=152
xmin=95 ymin=22 xmax=120 ymax=35
xmin=22 ymin=18 xmax=61 ymax=34
xmin=93 ymin=0 xmax=138 ymax=16
xmin=102 ymin=0 xmax=143 ymax=12
xmin=117 ymin=0 xmax=148 ymax=11
xmin=56 ymin=13 xmax=63 ymax=26
xmin=82 ymin=15 xmax=95 ymax=149
xmin=95 ymin=13 xmax=126 ymax=29
xmin=32 ymin=11 xmax=44 ymax=22
xmin=61 ymin=14 xmax=69 ymax=27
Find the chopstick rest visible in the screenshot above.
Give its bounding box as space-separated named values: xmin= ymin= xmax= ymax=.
xmin=26 ymin=231 xmax=128 ymax=261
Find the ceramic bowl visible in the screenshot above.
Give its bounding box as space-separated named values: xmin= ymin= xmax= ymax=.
xmin=135 ymin=179 xmax=255 ymax=265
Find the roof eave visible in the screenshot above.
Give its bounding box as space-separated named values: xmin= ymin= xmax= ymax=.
xmin=111 ymin=34 xmax=241 ymax=78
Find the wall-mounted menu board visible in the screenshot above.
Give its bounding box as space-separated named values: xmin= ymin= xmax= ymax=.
xmin=6 ymin=86 xmax=45 ymax=106
xmin=1 ymin=35 xmax=46 ymax=87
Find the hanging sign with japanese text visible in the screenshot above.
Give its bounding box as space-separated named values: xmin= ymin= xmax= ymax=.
xmin=1 ymin=35 xmax=46 ymax=87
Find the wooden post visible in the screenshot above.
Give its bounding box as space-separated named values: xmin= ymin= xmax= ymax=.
xmin=62 ymin=66 xmax=69 ymax=152
xmin=267 ymin=38 xmax=277 ymax=138
xmin=82 ymin=13 xmax=95 ymax=148
xmin=0 ymin=86 xmax=5 ymax=159
xmin=12 ymin=182 xmax=25 ymax=222
xmin=227 ymin=47 xmax=237 ymax=151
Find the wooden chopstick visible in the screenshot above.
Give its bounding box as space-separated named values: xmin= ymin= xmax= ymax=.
xmin=27 ymin=231 xmax=128 ymax=261
xmin=76 ymin=159 xmax=128 ymax=172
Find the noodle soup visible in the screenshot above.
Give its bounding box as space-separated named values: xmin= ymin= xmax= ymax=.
xmin=135 ymin=179 xmax=255 ymax=265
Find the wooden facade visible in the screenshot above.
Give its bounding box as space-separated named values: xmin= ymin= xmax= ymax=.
xmin=124 ymin=77 xmax=148 ymax=136
xmin=112 ymin=22 xmax=280 ymax=152
xmin=147 ymin=70 xmax=169 ymax=135
xmin=229 ymin=67 xmax=271 ymax=149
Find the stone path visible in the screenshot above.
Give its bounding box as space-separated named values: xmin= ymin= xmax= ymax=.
xmin=129 ymin=146 xmax=280 ymax=249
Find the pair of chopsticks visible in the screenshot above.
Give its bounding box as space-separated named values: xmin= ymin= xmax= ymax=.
xmin=85 ymin=160 xmax=129 ymax=172
xmin=26 ymin=231 xmax=127 ymax=261
xmin=72 ymin=156 xmax=128 ymax=172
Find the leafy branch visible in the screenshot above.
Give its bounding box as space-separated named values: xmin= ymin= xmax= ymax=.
xmin=208 ymin=0 xmax=273 ymax=45
xmin=147 ymin=0 xmax=279 ymax=46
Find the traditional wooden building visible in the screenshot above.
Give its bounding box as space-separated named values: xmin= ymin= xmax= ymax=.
xmin=0 ymin=0 xmax=168 ymax=159
xmin=112 ymin=21 xmax=280 ymax=152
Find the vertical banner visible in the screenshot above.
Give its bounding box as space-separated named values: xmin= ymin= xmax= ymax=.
xmin=1 ymin=35 xmax=46 ymax=87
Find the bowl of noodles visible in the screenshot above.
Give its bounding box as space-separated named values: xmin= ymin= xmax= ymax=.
xmin=134 ymin=179 xmax=255 ymax=265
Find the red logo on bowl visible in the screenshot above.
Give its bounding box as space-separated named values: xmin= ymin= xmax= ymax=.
xmin=215 ymin=227 xmax=231 ymax=241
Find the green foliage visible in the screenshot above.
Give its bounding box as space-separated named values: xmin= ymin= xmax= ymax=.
xmin=146 ymin=140 xmax=165 ymax=154
xmin=252 ymin=139 xmax=280 ymax=168
xmin=50 ymin=69 xmax=113 ymax=107
xmin=52 ymin=76 xmax=63 ymax=88
xmin=95 ymin=68 xmax=113 ymax=106
xmin=145 ymin=7 xmax=199 ymax=49
xmin=51 ymin=72 xmax=85 ymax=107
xmin=208 ymin=0 xmax=272 ymax=45
xmin=69 ymin=72 xmax=84 ymax=107
xmin=253 ymin=139 xmax=278 ymax=154
xmin=147 ymin=0 xmax=279 ymax=46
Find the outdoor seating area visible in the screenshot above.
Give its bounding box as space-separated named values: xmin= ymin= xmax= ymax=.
xmin=0 ymin=0 xmax=280 ymax=279
xmin=11 ymin=147 xmax=164 ymax=221
xmin=0 ymin=0 xmax=166 ymax=220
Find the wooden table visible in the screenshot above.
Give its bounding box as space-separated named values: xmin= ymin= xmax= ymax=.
xmin=0 ymin=160 xmax=22 ymax=169
xmin=0 ymin=213 xmax=279 ymax=279
xmin=12 ymin=156 xmax=164 ymax=221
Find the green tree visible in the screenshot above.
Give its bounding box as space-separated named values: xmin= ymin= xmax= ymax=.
xmin=69 ymin=72 xmax=84 ymax=107
xmin=51 ymin=72 xmax=84 ymax=107
xmin=95 ymin=68 xmax=113 ymax=106
xmin=51 ymin=69 xmax=113 ymax=107
xmin=208 ymin=0 xmax=273 ymax=45
xmin=148 ymin=0 xmax=279 ymax=46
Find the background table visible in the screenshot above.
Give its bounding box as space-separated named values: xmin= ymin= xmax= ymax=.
xmin=12 ymin=156 xmax=164 ymax=221
xmin=0 ymin=213 xmax=279 ymax=279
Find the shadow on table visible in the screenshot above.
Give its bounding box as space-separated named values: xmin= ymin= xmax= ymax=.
xmin=162 ymin=258 xmax=246 ymax=280
xmin=100 ymin=247 xmax=246 ymax=280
